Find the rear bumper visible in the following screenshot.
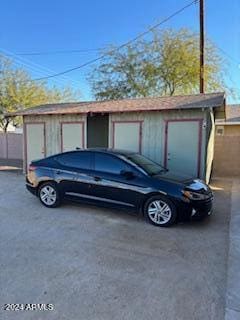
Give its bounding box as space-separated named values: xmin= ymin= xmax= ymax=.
xmin=26 ymin=183 xmax=37 ymax=196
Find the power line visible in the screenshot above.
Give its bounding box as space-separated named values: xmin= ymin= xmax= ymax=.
xmin=0 ymin=48 xmax=82 ymax=87
xmin=15 ymin=48 xmax=102 ymax=56
xmin=20 ymin=0 xmax=199 ymax=83
xmin=1 ymin=50 xmax=69 ymax=87
xmin=217 ymin=46 xmax=240 ymax=66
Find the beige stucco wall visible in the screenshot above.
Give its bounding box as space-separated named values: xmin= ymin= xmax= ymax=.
xmin=213 ymin=124 xmax=240 ymax=176
xmin=223 ymin=125 xmax=240 ymax=136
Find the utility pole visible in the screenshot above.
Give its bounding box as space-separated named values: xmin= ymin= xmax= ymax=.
xmin=199 ymin=0 xmax=204 ymax=93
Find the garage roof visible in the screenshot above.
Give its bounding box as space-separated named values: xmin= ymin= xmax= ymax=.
xmin=7 ymin=92 xmax=225 ymax=116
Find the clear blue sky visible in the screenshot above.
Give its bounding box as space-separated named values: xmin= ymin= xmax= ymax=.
xmin=0 ymin=0 xmax=239 ymax=103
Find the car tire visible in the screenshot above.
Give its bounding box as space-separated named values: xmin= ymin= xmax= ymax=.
xmin=143 ymin=195 xmax=177 ymax=227
xmin=38 ymin=182 xmax=61 ymax=208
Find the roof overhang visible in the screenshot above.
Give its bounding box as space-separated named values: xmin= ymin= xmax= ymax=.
xmin=5 ymin=92 xmax=225 ymax=117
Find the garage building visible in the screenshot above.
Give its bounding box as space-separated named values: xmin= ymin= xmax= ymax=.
xmin=8 ymin=92 xmax=225 ymax=182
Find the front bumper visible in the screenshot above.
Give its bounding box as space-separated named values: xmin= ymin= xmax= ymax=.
xmin=189 ymin=198 xmax=213 ymax=220
xmin=177 ymin=197 xmax=213 ymax=221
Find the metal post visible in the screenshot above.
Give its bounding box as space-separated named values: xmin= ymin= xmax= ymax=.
xmin=200 ymin=0 xmax=204 ymax=93
xmin=6 ymin=132 xmax=8 ymax=159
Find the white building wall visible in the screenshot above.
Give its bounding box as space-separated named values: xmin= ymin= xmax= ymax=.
xmin=23 ymin=109 xmax=209 ymax=179
xmin=23 ymin=114 xmax=87 ymax=170
xmin=0 ymin=123 xmax=23 ymax=133
xmin=109 ymin=109 xmax=208 ymax=179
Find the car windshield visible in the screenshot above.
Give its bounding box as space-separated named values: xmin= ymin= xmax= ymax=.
xmin=127 ymin=154 xmax=167 ymax=176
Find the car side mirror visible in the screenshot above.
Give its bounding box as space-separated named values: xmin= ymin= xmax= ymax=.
xmin=120 ymin=170 xmax=135 ymax=180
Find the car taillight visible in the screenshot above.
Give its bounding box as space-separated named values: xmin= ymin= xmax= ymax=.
xmin=28 ymin=164 xmax=37 ymax=172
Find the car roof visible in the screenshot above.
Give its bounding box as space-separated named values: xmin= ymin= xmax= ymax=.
xmin=87 ymin=148 xmax=136 ymax=156
xmin=52 ymin=148 xmax=136 ymax=158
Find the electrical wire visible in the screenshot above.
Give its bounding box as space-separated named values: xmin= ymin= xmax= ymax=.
xmin=0 ymin=48 xmax=82 ymax=87
xmin=15 ymin=48 xmax=102 ymax=56
xmin=18 ymin=0 xmax=199 ymax=83
xmin=217 ymin=46 xmax=240 ymax=66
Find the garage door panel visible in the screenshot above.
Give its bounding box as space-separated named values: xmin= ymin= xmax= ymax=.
xmin=113 ymin=122 xmax=142 ymax=153
xmin=26 ymin=123 xmax=45 ymax=166
xmin=166 ymin=120 xmax=201 ymax=177
xmin=61 ymin=123 xmax=84 ymax=152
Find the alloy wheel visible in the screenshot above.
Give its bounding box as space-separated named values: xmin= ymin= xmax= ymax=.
xmin=147 ymin=200 xmax=172 ymax=225
xmin=40 ymin=185 xmax=57 ymax=206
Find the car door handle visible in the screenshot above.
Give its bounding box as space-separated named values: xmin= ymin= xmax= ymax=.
xmin=56 ymin=170 xmax=61 ymax=175
xmin=94 ymin=176 xmax=101 ymax=182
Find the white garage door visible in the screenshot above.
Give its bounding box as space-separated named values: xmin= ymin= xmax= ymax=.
xmin=61 ymin=122 xmax=84 ymax=152
xmin=25 ymin=123 xmax=45 ymax=166
xmin=113 ymin=121 xmax=142 ymax=153
xmin=165 ymin=120 xmax=201 ymax=177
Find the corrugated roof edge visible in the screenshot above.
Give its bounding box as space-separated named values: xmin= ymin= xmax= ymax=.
xmin=5 ymin=92 xmax=225 ymax=117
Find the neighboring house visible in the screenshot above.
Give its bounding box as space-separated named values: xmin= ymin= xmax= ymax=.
xmin=7 ymin=92 xmax=225 ymax=182
xmin=214 ymin=104 xmax=240 ymax=176
xmin=0 ymin=123 xmax=23 ymax=133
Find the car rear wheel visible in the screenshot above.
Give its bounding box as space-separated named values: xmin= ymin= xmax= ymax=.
xmin=144 ymin=195 xmax=177 ymax=227
xmin=38 ymin=182 xmax=61 ymax=208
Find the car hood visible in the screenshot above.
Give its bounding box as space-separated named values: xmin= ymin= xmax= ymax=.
xmin=153 ymin=171 xmax=194 ymax=184
xmin=153 ymin=171 xmax=210 ymax=192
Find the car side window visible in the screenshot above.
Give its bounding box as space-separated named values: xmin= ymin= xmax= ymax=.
xmin=57 ymin=152 xmax=92 ymax=170
xmin=94 ymin=153 xmax=128 ymax=175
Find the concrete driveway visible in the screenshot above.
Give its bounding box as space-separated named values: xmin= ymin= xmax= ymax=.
xmin=0 ymin=171 xmax=232 ymax=320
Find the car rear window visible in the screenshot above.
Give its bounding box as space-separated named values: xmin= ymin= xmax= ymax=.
xmin=57 ymin=152 xmax=92 ymax=170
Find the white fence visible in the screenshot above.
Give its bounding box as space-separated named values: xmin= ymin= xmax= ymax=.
xmin=0 ymin=132 xmax=23 ymax=160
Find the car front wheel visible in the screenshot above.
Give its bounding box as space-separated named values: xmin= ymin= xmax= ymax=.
xmin=38 ymin=182 xmax=61 ymax=208
xmin=144 ymin=195 xmax=177 ymax=227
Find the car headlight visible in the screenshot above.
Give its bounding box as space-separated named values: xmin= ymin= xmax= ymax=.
xmin=182 ymin=190 xmax=210 ymax=201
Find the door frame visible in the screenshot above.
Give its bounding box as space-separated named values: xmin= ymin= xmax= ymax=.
xmin=164 ymin=119 xmax=203 ymax=177
xmin=112 ymin=120 xmax=143 ymax=153
xmin=60 ymin=121 xmax=85 ymax=152
xmin=87 ymin=114 xmax=109 ymax=148
xmin=24 ymin=122 xmax=46 ymax=171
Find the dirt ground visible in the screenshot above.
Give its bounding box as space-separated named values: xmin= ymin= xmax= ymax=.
xmin=0 ymin=171 xmax=232 ymax=320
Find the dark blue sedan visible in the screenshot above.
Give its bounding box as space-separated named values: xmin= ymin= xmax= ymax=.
xmin=26 ymin=149 xmax=213 ymax=227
